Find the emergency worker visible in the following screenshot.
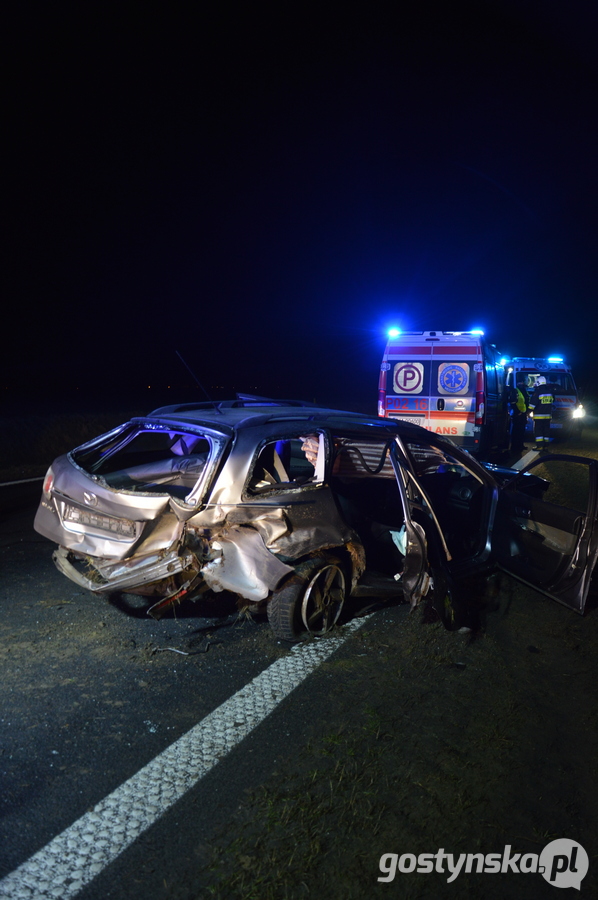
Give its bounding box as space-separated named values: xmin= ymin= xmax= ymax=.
xmin=528 ymin=376 xmax=556 ymax=451
xmin=510 ymin=377 xmax=529 ymax=453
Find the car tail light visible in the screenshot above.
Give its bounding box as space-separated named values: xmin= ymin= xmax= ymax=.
xmin=42 ymin=468 xmax=55 ymax=498
xmin=378 ymin=390 xmax=388 ymax=417
xmin=475 ymin=392 xmax=485 ymax=425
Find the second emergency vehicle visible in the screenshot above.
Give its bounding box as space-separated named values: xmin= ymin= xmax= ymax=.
xmin=506 ymin=357 xmax=585 ymax=438
xmin=378 ymin=330 xmax=509 ymax=455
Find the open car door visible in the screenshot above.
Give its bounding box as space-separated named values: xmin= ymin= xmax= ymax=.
xmin=493 ymin=455 xmax=598 ymax=613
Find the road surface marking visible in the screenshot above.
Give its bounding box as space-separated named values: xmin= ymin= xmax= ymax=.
xmin=0 ymin=477 xmax=44 ymax=487
xmin=513 ymin=449 xmax=539 ymax=470
xmin=0 ymin=617 xmax=368 ymax=899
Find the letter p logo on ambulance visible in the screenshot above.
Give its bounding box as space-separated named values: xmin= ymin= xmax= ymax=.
xmin=539 ymin=839 xmax=588 ymax=890
xmin=393 ymin=362 xmax=424 ymax=394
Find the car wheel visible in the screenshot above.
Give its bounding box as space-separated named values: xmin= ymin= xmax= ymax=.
xmin=267 ymin=556 xmax=346 ymax=641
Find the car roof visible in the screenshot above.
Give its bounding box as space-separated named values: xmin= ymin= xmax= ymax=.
xmin=142 ymin=396 xmax=427 ymax=439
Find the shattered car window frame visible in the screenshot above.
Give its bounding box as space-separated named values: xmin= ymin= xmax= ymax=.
xmin=70 ymin=419 xmax=231 ymax=510
xmin=242 ymin=430 xmax=329 ymax=498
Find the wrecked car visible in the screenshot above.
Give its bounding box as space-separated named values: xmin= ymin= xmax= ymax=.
xmin=34 ymin=396 xmax=598 ymax=640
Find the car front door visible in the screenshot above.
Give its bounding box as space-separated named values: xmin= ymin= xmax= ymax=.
xmin=493 ymin=455 xmax=598 ymax=613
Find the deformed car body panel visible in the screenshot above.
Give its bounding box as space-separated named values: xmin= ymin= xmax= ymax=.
xmin=229 ymin=489 xmax=357 ymax=560
xmin=199 ymin=524 xmax=295 ymax=601
xmin=35 ymin=454 xmax=178 ymax=559
xmin=53 ymin=544 xmax=198 ymax=594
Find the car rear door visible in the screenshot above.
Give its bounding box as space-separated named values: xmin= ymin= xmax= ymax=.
xmin=492 ymin=455 xmax=598 ymax=613
xmin=382 ymin=341 xmax=434 ymax=429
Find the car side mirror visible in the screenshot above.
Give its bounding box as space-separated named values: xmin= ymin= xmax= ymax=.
xmin=508 ymin=472 xmax=550 ymax=499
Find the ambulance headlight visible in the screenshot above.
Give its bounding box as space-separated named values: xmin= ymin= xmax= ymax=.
xmin=572 ymin=405 xmax=586 ymax=419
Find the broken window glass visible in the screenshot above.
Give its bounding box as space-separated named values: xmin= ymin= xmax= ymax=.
xmin=247 ymin=437 xmax=318 ymax=493
xmin=72 ymin=425 xmax=213 ymax=498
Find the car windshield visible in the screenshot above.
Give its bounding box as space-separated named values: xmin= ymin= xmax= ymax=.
xmin=72 ymin=424 xmax=216 ymax=500
xmin=523 ymin=373 xmax=576 ymax=392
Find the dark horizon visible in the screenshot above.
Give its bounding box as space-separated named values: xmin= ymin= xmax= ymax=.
xmin=4 ymin=2 xmax=598 ymax=415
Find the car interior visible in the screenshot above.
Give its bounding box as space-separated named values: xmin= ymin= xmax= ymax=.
xmin=493 ymin=458 xmax=590 ymax=589
xmin=74 ymin=428 xmax=211 ymax=497
xmin=328 ymin=437 xmax=406 ymax=576
xmin=404 ymin=440 xmax=487 ymax=560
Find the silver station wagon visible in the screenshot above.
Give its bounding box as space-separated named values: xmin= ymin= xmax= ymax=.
xmin=34 ymin=396 xmax=598 ymax=640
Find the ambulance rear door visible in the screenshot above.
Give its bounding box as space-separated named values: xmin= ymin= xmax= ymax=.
xmin=429 ymin=335 xmax=480 ymax=449
xmin=380 ymin=336 xmax=434 ymax=430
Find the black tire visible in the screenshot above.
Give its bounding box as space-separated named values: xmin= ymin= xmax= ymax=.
xmin=267 ymin=556 xmax=346 ymax=641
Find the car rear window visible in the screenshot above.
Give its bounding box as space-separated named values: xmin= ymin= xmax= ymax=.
xmin=73 ymin=425 xmax=215 ymax=499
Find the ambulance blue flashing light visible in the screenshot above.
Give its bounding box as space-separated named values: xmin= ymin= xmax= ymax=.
xmin=470 ymin=328 xmax=484 ymax=335
xmin=547 ymin=356 xmax=564 ymax=364
xmin=387 ymin=328 xmax=401 ymax=338
xmin=499 ymin=357 xmax=509 ymax=366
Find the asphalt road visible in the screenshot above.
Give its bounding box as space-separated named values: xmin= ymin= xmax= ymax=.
xmin=0 ymin=497 xmax=397 ymax=899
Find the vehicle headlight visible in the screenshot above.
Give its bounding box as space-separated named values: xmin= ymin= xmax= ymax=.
xmin=572 ymin=405 xmax=586 ymax=419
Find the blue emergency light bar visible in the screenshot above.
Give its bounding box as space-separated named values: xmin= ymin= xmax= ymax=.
xmin=547 ymin=356 xmax=564 ymax=363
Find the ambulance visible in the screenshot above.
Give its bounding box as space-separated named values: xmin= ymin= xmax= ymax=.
xmin=378 ymin=330 xmax=509 ymax=455
xmin=506 ymin=357 xmax=585 ymax=438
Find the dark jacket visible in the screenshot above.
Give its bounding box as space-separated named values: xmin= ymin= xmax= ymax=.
xmin=528 ymin=382 xmax=558 ymax=419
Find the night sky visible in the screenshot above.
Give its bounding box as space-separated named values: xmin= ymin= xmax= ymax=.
xmin=5 ymin=2 xmax=598 ymax=414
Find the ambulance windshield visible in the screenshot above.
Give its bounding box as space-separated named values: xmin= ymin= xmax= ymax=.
xmin=523 ymin=373 xmax=576 ymax=392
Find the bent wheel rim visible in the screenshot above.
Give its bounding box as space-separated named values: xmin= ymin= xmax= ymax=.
xmin=301 ymin=564 xmax=346 ymax=635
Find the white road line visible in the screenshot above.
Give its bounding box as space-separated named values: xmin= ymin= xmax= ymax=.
xmin=512 ymin=449 xmax=539 ymax=470
xmin=0 ymin=618 xmax=368 ymax=900
xmin=0 ymin=477 xmax=44 ymax=487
